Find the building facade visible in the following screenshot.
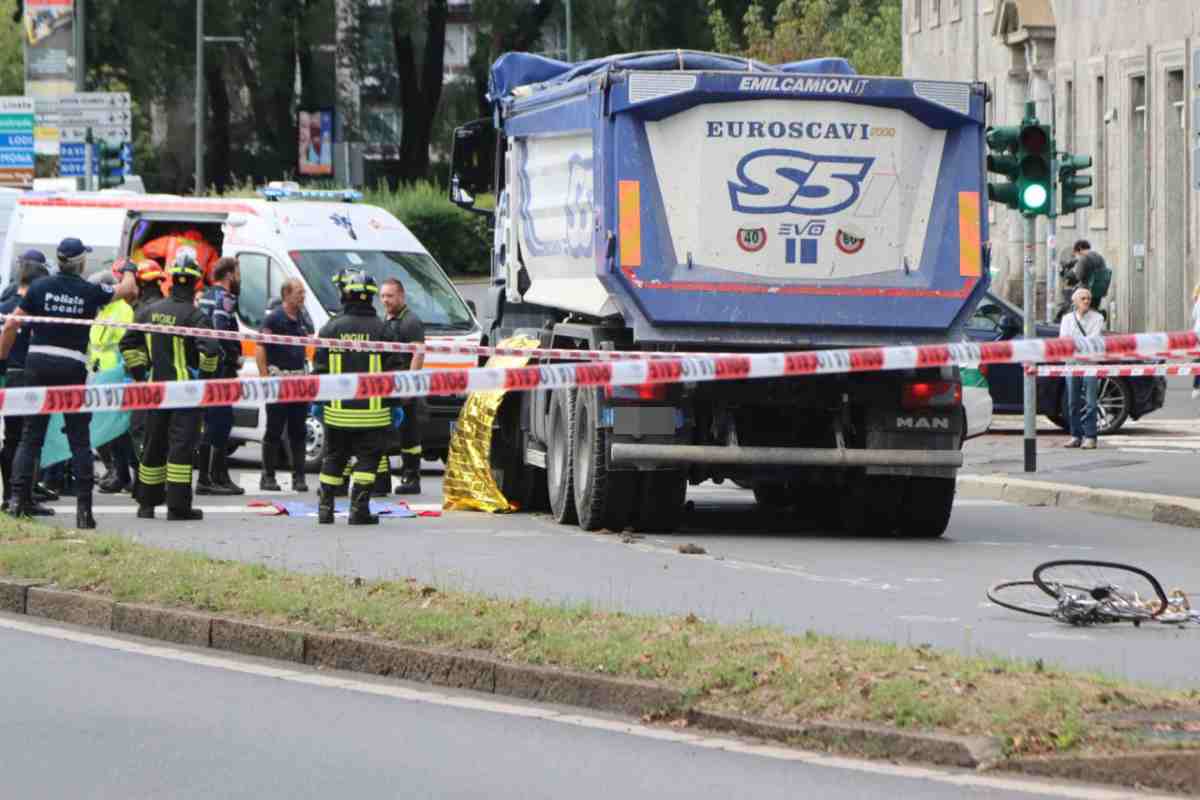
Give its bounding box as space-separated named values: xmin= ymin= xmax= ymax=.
xmin=904 ymin=0 xmax=1200 ymax=334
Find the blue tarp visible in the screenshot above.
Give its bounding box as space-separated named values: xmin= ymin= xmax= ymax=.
xmin=489 ymin=50 xmax=857 ymax=100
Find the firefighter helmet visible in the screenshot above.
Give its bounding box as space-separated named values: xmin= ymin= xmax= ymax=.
xmin=168 ymin=247 xmax=204 ymax=281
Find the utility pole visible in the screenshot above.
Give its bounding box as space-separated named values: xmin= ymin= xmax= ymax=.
xmin=195 ymin=0 xmax=205 ymax=196
xmin=565 ymin=0 xmax=573 ymax=62
xmin=74 ymin=0 xmax=86 ymax=91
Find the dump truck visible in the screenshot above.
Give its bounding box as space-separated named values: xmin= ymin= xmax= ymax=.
xmin=449 ymin=51 xmax=990 ymax=536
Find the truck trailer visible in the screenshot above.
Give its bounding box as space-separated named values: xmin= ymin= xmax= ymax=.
xmin=450 ymin=51 xmax=990 ymax=536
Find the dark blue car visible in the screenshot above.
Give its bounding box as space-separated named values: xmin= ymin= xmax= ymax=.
xmin=965 ymin=292 xmax=1165 ymax=434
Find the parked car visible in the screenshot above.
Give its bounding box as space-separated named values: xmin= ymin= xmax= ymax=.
xmin=961 ymin=365 xmax=993 ymax=439
xmin=965 ymin=292 xmax=1165 ymax=434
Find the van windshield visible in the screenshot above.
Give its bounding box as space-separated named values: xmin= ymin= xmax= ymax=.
xmin=291 ymin=250 xmax=475 ymax=332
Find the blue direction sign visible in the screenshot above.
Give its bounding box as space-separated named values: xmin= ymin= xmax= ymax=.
xmin=0 ymin=96 xmax=36 ymax=185
xmin=59 ymin=140 xmax=133 ymax=179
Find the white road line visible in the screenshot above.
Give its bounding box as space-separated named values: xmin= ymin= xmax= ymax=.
xmin=0 ymin=615 xmax=1165 ymax=800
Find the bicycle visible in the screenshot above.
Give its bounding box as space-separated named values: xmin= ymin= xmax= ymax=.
xmin=987 ymin=559 xmax=1200 ymax=627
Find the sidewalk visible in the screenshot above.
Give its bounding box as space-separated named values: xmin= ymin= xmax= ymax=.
xmin=959 ymin=416 xmax=1200 ymax=529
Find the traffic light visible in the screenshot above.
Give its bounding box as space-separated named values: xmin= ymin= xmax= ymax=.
xmin=97 ymin=140 xmax=125 ymax=189
xmin=985 ymin=125 xmax=1021 ymax=209
xmin=1016 ymin=121 xmax=1053 ymax=216
xmin=1059 ymin=153 xmax=1094 ymax=214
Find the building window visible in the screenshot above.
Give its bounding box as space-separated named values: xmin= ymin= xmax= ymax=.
xmin=910 ymin=0 xmax=922 ymax=33
xmin=1063 ymin=79 xmax=1075 ymax=153
xmin=930 ymin=0 xmax=940 ymax=26
xmin=1095 ymin=75 xmax=1107 ymax=208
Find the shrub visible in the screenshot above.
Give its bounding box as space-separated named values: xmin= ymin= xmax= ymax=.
xmin=366 ymin=182 xmax=491 ymax=277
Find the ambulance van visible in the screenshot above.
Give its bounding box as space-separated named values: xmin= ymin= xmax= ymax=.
xmin=4 ymin=188 xmax=482 ymax=469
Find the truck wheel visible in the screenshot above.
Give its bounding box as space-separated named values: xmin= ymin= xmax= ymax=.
xmin=896 ymin=477 xmax=955 ymax=538
xmin=631 ymin=471 xmax=686 ymax=533
xmin=753 ymin=482 xmax=792 ymax=509
xmin=546 ymin=389 xmax=578 ymax=524
xmin=491 ymin=397 xmax=548 ymax=512
xmin=572 ymin=389 xmax=635 ymax=531
xmin=838 ymin=477 xmax=902 ymax=536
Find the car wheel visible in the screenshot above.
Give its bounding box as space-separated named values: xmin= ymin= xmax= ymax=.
xmin=1096 ymin=378 xmax=1132 ymax=435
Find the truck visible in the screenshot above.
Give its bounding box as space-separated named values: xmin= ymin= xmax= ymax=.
xmin=449 ymin=51 xmax=990 ymax=537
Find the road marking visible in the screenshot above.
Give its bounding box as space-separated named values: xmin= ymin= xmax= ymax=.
xmin=0 ymin=615 xmax=1167 ymax=800
xmin=896 ymin=615 xmax=960 ymax=623
xmin=1028 ymin=631 xmax=1095 ymax=641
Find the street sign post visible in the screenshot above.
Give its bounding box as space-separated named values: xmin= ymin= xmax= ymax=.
xmin=0 ymin=96 xmax=36 ymax=186
xmin=35 ymin=92 xmax=131 ymax=160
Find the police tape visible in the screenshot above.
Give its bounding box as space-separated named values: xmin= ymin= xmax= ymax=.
xmin=4 ymin=328 xmax=1200 ymax=417
xmin=0 ymin=312 xmax=718 ymax=362
xmin=1034 ymin=363 xmax=1200 ymax=378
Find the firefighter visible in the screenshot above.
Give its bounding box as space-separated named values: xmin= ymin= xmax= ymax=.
xmin=0 ymin=238 xmax=138 ymax=528
xmin=119 ymin=249 xmax=222 ymax=521
xmin=376 ymin=277 xmax=425 ymax=495
xmin=313 ymin=270 xmax=403 ymax=525
xmin=196 ymin=257 xmax=244 ymax=496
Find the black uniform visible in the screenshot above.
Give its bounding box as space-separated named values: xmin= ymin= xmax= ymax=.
xmin=198 ymin=285 xmax=241 ymax=446
xmin=260 ymin=304 xmax=313 ymax=486
xmin=120 ymin=285 xmax=221 ymax=515
xmin=314 ymin=300 xmax=402 ymax=519
xmin=0 ymin=291 xmax=35 ymax=509
xmin=10 ymin=273 xmax=117 ymax=509
xmin=379 ymin=305 xmax=425 ymax=492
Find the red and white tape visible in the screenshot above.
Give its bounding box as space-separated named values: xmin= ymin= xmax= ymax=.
xmin=4 ymin=328 xmax=1200 ymax=417
xmin=1036 ymin=363 xmax=1200 ymax=378
xmin=0 ymin=313 xmax=720 ymax=362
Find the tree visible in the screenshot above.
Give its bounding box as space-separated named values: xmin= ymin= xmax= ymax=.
xmin=0 ymin=5 xmax=23 ymax=95
xmin=391 ymin=0 xmax=448 ymax=184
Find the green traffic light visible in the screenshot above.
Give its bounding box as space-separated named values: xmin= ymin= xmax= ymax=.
xmin=1021 ymin=183 xmax=1048 ymax=210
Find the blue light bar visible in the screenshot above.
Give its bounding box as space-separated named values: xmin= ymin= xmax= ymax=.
xmin=259 ymin=186 xmax=362 ymax=203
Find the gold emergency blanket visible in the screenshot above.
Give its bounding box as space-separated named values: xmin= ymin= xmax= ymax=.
xmin=442 ymin=336 xmax=539 ymax=513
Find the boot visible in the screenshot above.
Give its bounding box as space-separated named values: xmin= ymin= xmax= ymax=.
xmin=166 ymin=481 xmax=203 ymax=521
xmin=97 ymin=471 xmax=128 ymax=494
xmin=33 ymin=482 xmax=59 ymax=503
xmin=137 ymin=505 xmax=155 ymax=520
xmin=76 ymin=494 xmax=96 ymax=530
xmin=210 ymin=449 xmax=245 ymax=496
xmin=347 ymin=483 xmax=378 ymax=526
xmin=195 ymin=445 xmax=216 ymax=495
xmin=167 ymin=507 xmax=204 ymax=521
xmin=371 ymin=465 xmax=392 ymax=498
xmin=318 ymin=483 xmax=336 ymax=524
xmin=12 ymin=480 xmax=55 ymax=518
xmin=289 ymin=437 xmax=308 ymax=492
xmin=394 ymin=453 xmax=421 ymax=495
xmin=259 ymin=447 xmax=281 ymax=492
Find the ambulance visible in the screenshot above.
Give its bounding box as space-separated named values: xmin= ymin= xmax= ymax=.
xmin=1 ymin=186 xmax=482 ymax=469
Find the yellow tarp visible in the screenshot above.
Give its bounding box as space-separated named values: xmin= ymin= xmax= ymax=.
xmin=442 ymin=336 xmax=539 ymax=513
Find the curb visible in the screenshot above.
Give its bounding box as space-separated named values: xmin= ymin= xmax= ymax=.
xmin=958 ymin=474 xmax=1200 ymax=529
xmin=1000 ymin=751 xmax=1200 ymax=796
xmin=0 ymin=579 xmax=993 ymax=771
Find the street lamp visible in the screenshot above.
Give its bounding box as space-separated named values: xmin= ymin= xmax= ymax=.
xmin=195 ymin=0 xmax=243 ymax=196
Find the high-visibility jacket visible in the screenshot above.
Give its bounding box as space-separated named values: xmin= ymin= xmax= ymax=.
xmin=314 ymin=302 xmax=403 ymax=429
xmin=88 ymin=299 xmax=133 ymax=372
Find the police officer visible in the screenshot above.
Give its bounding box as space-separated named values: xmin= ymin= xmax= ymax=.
xmin=0 ymin=238 xmax=138 ymax=528
xmin=119 ymin=249 xmax=222 ymax=521
xmin=257 ymin=278 xmax=313 ymax=492
xmin=196 ymin=257 xmax=244 ymax=496
xmin=377 ymin=277 xmax=425 ymax=495
xmin=0 ymin=253 xmax=53 ymax=515
xmin=314 ymin=270 xmax=403 ymax=525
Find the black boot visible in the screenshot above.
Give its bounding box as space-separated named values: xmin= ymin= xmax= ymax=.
xmin=166 ymin=481 xmax=203 ymax=521
xmin=259 ymin=447 xmax=281 ymax=492
xmin=348 ymin=483 xmax=378 ymax=525
xmin=76 ymin=494 xmax=96 ymax=530
xmin=371 ymin=461 xmax=392 ymax=498
xmin=394 ymin=453 xmax=421 ymax=495
xmin=33 ymin=481 xmax=59 ymax=503
xmin=12 ymin=479 xmax=55 ymax=518
xmin=195 ymin=445 xmax=216 ymax=495
xmin=289 ymin=437 xmax=308 ymax=492
xmin=317 ymin=484 xmax=335 ymax=524
xmin=210 ymin=449 xmax=245 ymax=496
xmin=137 ymin=505 xmax=155 ymax=520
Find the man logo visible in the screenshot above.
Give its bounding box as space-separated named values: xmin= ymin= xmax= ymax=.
xmin=835 ymin=228 xmax=865 ymax=255
xmin=728 ymin=148 xmax=874 ymax=216
xmin=896 ymin=416 xmax=951 ymax=430
xmin=736 ymin=227 xmax=767 ymax=252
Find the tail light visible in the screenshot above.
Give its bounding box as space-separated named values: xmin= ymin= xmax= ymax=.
xmin=605 ymin=383 xmax=671 ymax=402
xmin=901 ymin=380 xmax=962 ymax=410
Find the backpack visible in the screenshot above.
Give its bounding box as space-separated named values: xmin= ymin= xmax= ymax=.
xmin=1086 ymin=264 xmax=1112 ymax=306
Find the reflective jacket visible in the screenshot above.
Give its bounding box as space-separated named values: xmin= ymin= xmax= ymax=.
xmin=88 ymin=299 xmax=133 ymax=372
xmin=119 ymin=287 xmax=222 ymax=382
xmin=313 ymin=302 xmax=402 ymax=429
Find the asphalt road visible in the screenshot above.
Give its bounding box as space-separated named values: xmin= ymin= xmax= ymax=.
xmin=0 ymin=617 xmax=1145 ymax=800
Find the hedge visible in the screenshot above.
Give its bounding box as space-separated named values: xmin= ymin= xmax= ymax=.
xmin=365 ymin=182 xmax=491 ymax=277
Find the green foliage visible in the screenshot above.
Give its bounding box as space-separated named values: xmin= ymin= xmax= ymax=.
xmin=706 ymin=0 xmax=901 ymax=76
xmin=0 ymin=9 xmax=22 ymax=95
xmin=364 ymin=182 xmax=491 ymax=277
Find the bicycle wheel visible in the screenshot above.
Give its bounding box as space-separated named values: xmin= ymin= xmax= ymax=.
xmin=1033 ymin=560 xmax=1168 ymax=619
xmin=987 ymin=580 xmax=1065 ymax=618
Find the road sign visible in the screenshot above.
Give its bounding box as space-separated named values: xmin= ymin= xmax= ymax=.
xmin=0 ymin=96 xmax=36 ymax=185
xmin=34 ymin=92 xmax=131 ymax=154
xmin=59 ymin=139 xmax=132 ymax=180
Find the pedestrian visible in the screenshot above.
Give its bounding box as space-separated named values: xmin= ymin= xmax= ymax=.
xmin=0 ymin=238 xmax=138 ymax=527
xmin=1059 ymin=286 xmax=1105 ymax=450
xmin=119 ymin=260 xmax=169 ymax=495
xmin=119 ymin=249 xmax=222 ymax=521
xmin=257 ymin=278 xmax=313 ymax=492
xmin=0 ymin=252 xmax=53 ymax=516
xmin=196 ymin=257 xmax=245 ymax=496
xmin=377 ymin=277 xmax=425 ymax=496
xmin=313 ymin=270 xmax=403 ymax=525
xmin=1070 ymin=240 xmax=1111 ymax=314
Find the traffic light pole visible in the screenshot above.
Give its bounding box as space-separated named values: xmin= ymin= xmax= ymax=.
xmin=1023 ymin=212 xmax=1037 ymax=472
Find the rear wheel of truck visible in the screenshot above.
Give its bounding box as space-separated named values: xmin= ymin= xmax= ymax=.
xmin=838 ymin=477 xmax=902 ymax=536
xmin=896 ymin=476 xmax=956 ymax=538
xmin=546 ymin=389 xmax=578 ymax=524
xmin=631 ymin=471 xmax=687 ymax=533
xmin=752 ymin=482 xmax=792 ymax=509
xmin=572 ymin=389 xmax=635 ymax=531
xmin=492 ymin=397 xmax=548 ymax=512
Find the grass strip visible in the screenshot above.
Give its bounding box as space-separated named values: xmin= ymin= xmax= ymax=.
xmin=1 ymin=515 xmax=1196 ymax=758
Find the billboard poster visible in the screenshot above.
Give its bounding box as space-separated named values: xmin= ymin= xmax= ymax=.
xmin=0 ymin=97 xmax=36 ymax=186
xmin=298 ymin=109 xmax=333 ymax=177
xmin=24 ymin=0 xmax=75 ymax=99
